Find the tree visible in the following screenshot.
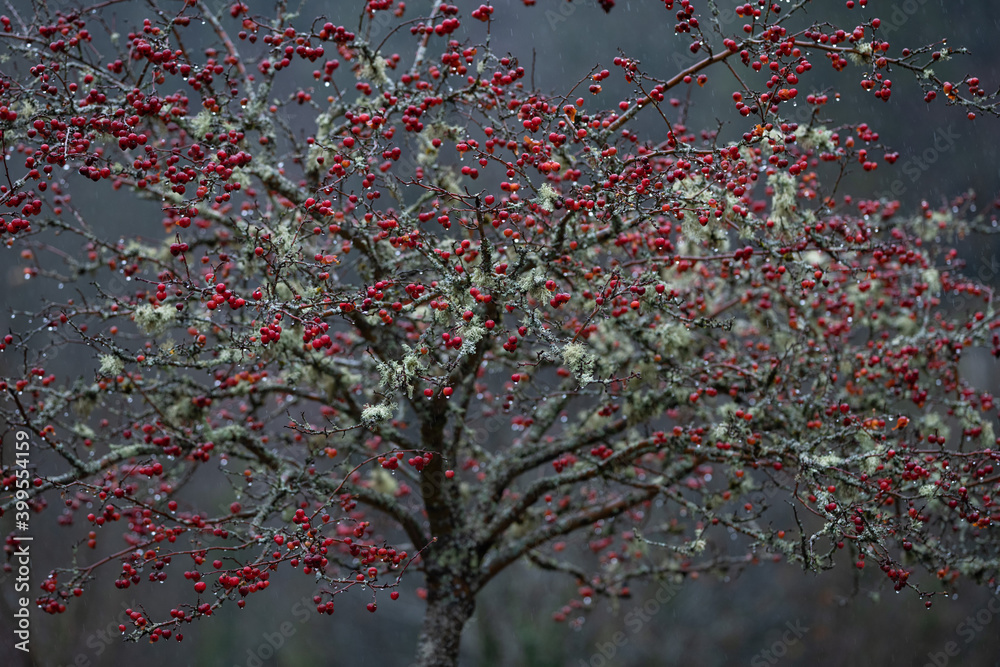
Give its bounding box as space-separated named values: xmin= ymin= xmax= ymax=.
xmin=2 ymin=0 xmax=1000 ymax=664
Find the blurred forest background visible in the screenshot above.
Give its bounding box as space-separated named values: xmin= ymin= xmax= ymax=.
xmin=3 ymin=0 xmax=1000 ymax=665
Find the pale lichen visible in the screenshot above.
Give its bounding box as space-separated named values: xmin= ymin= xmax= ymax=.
xmin=190 ymin=110 xmax=215 ymax=139
xmin=376 ymin=359 xmax=405 ymax=390
xmin=99 ymin=354 xmax=124 ymax=377
xmin=811 ymin=453 xmax=846 ymax=468
xmin=516 ymin=266 xmax=549 ymax=301
xmin=73 ymin=386 xmax=100 ymax=420
xmin=623 ymin=392 xmax=660 ymax=423
xmin=133 ymin=304 xmax=175 ymax=336
xmin=981 ymin=421 xmax=996 ymax=448
xmin=458 ymin=323 xmax=486 ymax=356
xmin=561 ymin=342 xmax=596 ymax=385
xmin=655 ymin=320 xmax=692 ymax=356
xmin=357 ymin=54 xmax=391 ymax=86
xmin=361 ymin=403 xmax=395 ymax=428
xmin=369 ymin=467 xmax=398 ymax=495
xmin=535 ymin=183 xmax=559 ymax=212
xmin=767 ymin=170 xmax=799 ymax=234
xmin=794 ymin=124 xmax=837 ymax=153
xmin=919 ymin=412 xmax=950 ymax=443
xmin=847 ymin=42 xmax=873 ymax=66
xmin=921 ymin=268 xmax=941 ymax=295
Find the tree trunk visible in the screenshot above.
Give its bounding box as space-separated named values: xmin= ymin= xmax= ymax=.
xmin=413 ymin=402 xmax=477 ymax=666
xmin=414 ymin=584 xmax=475 ymax=667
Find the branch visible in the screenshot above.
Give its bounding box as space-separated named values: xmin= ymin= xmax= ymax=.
xmin=480 ymin=488 xmax=656 ymax=584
